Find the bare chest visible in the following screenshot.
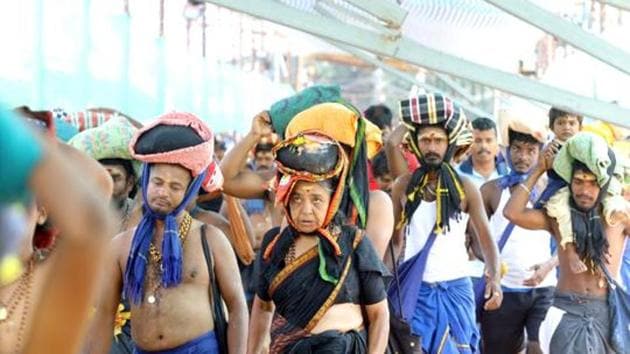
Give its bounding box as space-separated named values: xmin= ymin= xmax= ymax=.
xmin=553 ymin=221 xmax=626 ymax=294
xmin=0 ymin=264 xmax=49 ymax=353
xmin=119 ymin=230 xmax=215 ymax=348
xmin=119 ymin=229 xmax=211 ymax=285
xmin=118 ymin=228 xmax=213 ymax=311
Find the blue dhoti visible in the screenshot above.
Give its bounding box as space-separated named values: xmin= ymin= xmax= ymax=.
xmin=133 ymin=331 xmax=218 ymax=354
xmin=410 ymin=277 xmax=479 ymax=354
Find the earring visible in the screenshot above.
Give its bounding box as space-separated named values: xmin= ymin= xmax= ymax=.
xmin=33 ymin=248 xmax=47 ymax=262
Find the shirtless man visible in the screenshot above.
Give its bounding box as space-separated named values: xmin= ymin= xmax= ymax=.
xmin=1 ymin=107 xmax=115 ymax=353
xmin=504 ymin=133 xmax=630 ymax=353
xmin=244 ymin=139 xmax=282 ymax=248
xmin=91 ymin=113 xmax=247 ymax=354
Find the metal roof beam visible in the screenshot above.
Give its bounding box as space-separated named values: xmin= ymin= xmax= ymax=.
xmin=205 ymin=0 xmax=630 ymax=128
xmin=341 ymin=0 xmax=408 ymax=29
xmin=314 ymin=1 xmax=398 ymax=37
xmin=484 ymin=0 xmax=630 ymax=75
xmin=603 ymin=0 xmax=630 ymax=12
xmin=205 ymin=0 xmax=400 ymax=54
xmin=331 ymin=41 xmax=493 ymax=118
xmin=434 ymin=73 xmax=481 ymax=106
xmin=324 ymin=0 xmax=488 ymax=112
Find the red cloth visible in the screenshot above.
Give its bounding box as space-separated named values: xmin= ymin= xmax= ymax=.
xmin=63 ymin=111 xmax=114 ymax=132
xmin=367 ymin=161 xmax=379 ymax=191
xmin=367 ymin=149 xmax=420 ymax=191
xmin=404 ymin=150 xmax=420 ymax=171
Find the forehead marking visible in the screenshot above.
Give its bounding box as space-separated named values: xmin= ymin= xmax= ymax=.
xmin=573 ymin=171 xmax=597 ymax=181
xmin=418 ymin=131 xmax=447 ymax=140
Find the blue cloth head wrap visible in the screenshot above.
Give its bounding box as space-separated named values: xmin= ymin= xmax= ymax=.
xmin=123 ymin=163 xmax=206 ymax=304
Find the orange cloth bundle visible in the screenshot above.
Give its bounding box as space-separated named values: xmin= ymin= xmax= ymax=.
xmin=224 ymin=195 xmax=255 ymax=265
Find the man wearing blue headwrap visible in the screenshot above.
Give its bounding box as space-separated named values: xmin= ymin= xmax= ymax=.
xmin=479 ymin=118 xmax=556 ymax=354
xmin=90 ymin=112 xmax=247 ymax=354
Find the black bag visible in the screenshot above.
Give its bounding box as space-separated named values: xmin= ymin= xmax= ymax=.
xmin=201 ymin=225 xmax=229 ymax=353
xmin=388 ymin=314 xmax=423 ymax=354
xmin=386 ymin=240 xmax=424 ymax=354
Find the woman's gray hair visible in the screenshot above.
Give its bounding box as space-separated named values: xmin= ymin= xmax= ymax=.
xmin=318 ymin=178 xmax=337 ymax=195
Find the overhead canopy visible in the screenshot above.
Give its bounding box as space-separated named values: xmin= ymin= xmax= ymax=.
xmin=206 ymin=0 xmax=630 ymax=128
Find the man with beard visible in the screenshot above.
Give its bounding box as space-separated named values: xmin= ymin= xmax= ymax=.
xmin=69 ymin=116 xmax=139 ymax=233
xmin=69 ymin=116 xmax=142 ymax=353
xmin=479 ymin=116 xmax=556 ymax=354
xmin=388 ymin=93 xmax=502 ymax=354
xmin=91 ymin=112 xmax=247 ymax=354
xmin=99 ymin=157 xmax=136 ymax=220
xmin=504 ymin=132 xmax=630 ymax=353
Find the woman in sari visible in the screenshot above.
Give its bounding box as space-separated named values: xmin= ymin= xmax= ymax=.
xmin=247 ymin=132 xmax=390 ymax=354
xmin=220 ymin=87 xmax=394 ymax=260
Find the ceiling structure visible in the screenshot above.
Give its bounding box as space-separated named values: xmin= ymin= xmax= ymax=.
xmin=205 ymin=0 xmax=630 ymax=128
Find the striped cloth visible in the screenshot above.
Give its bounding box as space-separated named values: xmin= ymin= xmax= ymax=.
xmin=398 ymin=93 xmax=472 ymax=235
xmin=400 ymin=93 xmax=472 ymax=159
xmin=59 ymin=110 xmax=115 ymax=132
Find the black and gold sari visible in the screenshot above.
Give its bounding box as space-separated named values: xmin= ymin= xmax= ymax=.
xmin=256 ymin=225 xmax=387 ymax=353
xmin=256 ymin=132 xmax=388 ymax=353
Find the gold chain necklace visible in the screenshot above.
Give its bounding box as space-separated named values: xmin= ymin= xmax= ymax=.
xmin=0 ymin=259 xmax=35 ymax=353
xmin=148 ymin=212 xmax=192 ymax=264
xmin=284 ymin=225 xmax=341 ymax=265
xmin=284 ymin=242 xmax=296 ymax=264
xmin=146 ymin=212 xmax=192 ymax=304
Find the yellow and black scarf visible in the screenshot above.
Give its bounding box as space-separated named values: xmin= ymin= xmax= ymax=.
xmin=398 ymin=93 xmax=472 ymax=234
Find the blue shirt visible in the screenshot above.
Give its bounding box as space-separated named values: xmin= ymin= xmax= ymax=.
xmin=457 ymin=165 xmax=501 ymax=189
xmin=457 ymin=153 xmax=509 ymax=189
